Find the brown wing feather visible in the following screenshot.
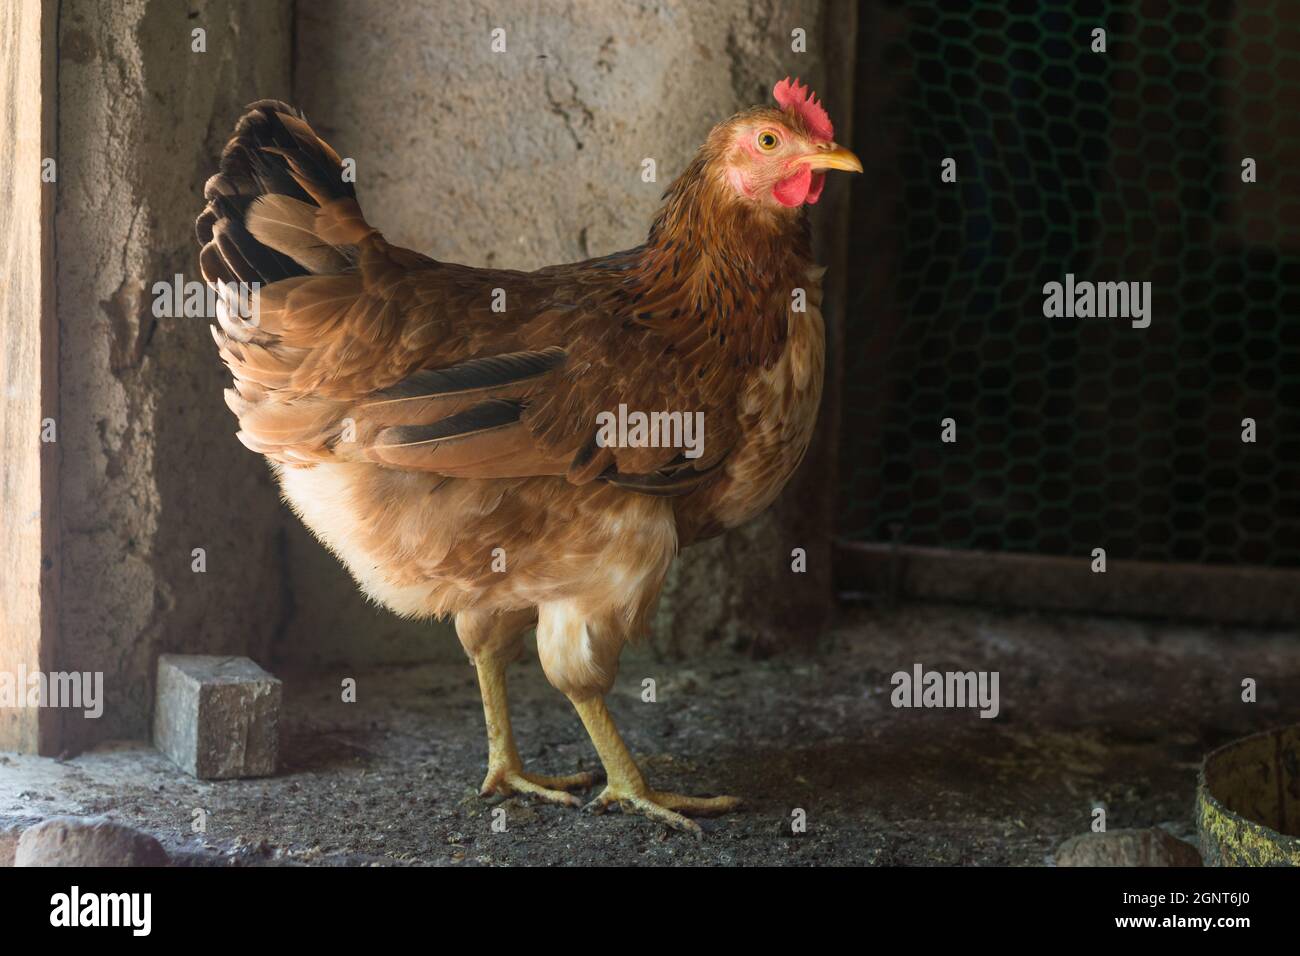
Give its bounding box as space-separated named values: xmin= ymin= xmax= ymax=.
xmin=199 ymin=102 xmax=750 ymax=491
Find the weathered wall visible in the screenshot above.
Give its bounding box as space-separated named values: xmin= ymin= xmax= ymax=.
xmin=55 ymin=0 xmax=293 ymax=749
xmin=289 ymin=0 xmax=856 ymax=662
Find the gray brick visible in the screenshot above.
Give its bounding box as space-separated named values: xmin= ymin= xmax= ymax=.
xmin=153 ymin=655 xmax=281 ymax=779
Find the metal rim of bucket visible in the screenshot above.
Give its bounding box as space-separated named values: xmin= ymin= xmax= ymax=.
xmin=1197 ymin=725 xmax=1300 ymax=867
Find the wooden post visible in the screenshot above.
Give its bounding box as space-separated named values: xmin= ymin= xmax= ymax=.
xmin=0 ymin=0 xmax=60 ymax=754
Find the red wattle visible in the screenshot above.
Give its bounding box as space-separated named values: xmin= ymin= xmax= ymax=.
xmin=773 ymin=166 xmax=812 ymax=207
xmin=806 ymin=172 xmax=826 ymax=204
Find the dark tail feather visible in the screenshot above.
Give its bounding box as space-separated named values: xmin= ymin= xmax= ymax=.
xmin=196 ymin=100 xmax=362 ymax=289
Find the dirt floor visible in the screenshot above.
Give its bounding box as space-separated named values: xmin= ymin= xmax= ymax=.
xmin=2 ymin=602 xmax=1297 ymax=865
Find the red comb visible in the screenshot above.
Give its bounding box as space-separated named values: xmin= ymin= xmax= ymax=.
xmin=773 ymin=76 xmax=833 ymax=142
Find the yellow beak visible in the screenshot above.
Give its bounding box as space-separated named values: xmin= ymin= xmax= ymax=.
xmin=800 ymin=144 xmax=863 ymax=174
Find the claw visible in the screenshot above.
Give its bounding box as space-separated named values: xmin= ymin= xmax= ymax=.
xmin=584 ymin=786 xmax=741 ymax=837
xmin=479 ymin=766 xmax=600 ymax=808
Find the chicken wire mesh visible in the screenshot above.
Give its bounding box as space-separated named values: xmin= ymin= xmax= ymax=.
xmin=839 ymin=0 xmax=1300 ymax=567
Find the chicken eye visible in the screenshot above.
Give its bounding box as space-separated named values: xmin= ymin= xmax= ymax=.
xmin=757 ymin=130 xmax=780 ymax=151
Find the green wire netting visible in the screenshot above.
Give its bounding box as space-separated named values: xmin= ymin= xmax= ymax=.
xmin=839 ymin=0 xmax=1300 ymax=566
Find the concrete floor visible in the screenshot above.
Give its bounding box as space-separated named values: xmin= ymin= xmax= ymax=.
xmin=2 ymin=602 xmax=1296 ymax=865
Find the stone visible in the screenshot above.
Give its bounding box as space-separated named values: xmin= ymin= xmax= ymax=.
xmin=1055 ymin=828 xmax=1203 ymax=867
xmin=0 ymin=818 xmax=31 ymax=866
xmin=153 ymin=655 xmax=282 ymax=779
xmin=14 ymin=816 xmax=168 ymax=867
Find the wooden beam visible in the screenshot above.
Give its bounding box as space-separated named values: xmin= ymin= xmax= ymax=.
xmin=835 ymin=540 xmax=1300 ymax=627
xmin=0 ymin=0 xmax=59 ymax=754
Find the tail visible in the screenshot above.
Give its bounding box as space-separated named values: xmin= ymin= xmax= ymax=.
xmin=198 ymin=101 xmax=384 ymax=464
xmin=195 ymin=100 xmax=375 ymax=293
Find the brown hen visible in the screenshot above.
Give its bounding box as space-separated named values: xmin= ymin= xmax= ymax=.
xmin=196 ymin=78 xmax=859 ymax=833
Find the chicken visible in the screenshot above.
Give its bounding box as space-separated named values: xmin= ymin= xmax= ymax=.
xmin=196 ymin=77 xmax=860 ymax=834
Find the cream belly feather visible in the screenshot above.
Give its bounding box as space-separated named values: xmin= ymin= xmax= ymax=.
xmin=276 ymin=459 xmax=677 ymax=695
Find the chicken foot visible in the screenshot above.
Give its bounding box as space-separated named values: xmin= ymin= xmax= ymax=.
xmin=475 ymin=653 xmax=600 ymax=806
xmin=571 ymin=696 xmax=742 ymax=837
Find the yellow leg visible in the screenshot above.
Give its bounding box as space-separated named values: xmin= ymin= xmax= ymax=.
xmin=571 ymin=696 xmax=741 ymax=837
xmin=476 ymin=653 xmax=599 ymax=807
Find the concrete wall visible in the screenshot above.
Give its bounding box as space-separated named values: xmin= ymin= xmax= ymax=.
xmin=55 ymin=0 xmax=293 ymax=749
xmin=289 ymin=0 xmax=856 ymax=664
